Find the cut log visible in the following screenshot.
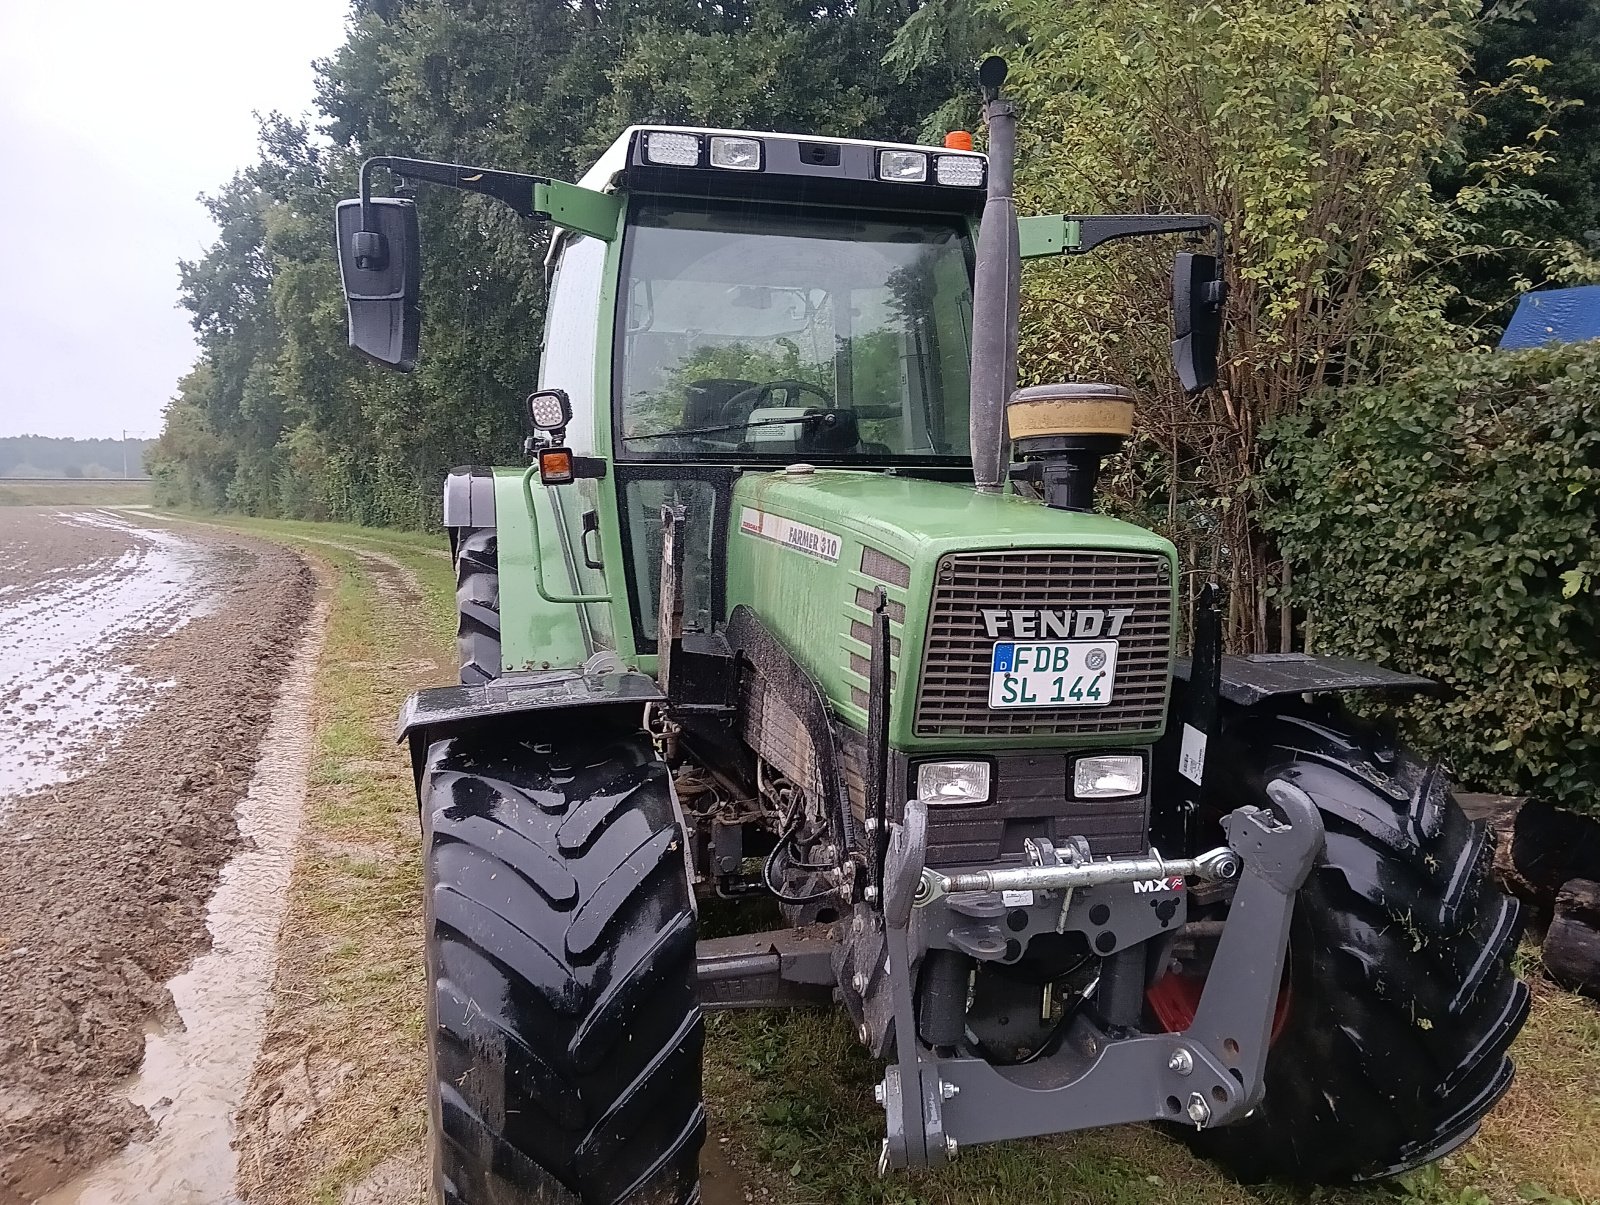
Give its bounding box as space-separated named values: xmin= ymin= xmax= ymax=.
xmin=1454 ymin=794 xmax=1600 ymax=919
xmin=1542 ymin=878 xmax=1600 ymax=998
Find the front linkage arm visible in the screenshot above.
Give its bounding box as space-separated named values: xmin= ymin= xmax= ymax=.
xmin=873 ymin=783 xmax=1325 ymax=1170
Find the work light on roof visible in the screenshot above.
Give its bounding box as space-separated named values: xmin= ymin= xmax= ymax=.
xmin=935 ymin=154 xmax=985 ymax=188
xmin=644 ymin=131 xmax=700 ymax=167
xmin=709 ymin=136 xmax=762 ymax=171
xmin=878 ymin=149 xmax=928 ymax=183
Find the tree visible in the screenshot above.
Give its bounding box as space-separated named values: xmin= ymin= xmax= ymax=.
xmin=158 ymin=0 xmax=973 ymax=526
xmin=999 ymin=0 xmax=1570 ymax=651
xmin=1434 ymin=0 xmax=1600 ymax=322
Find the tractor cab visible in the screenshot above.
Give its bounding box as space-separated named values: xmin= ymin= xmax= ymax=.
xmin=559 ymin=126 xmax=987 ymax=468
xmin=550 ymin=126 xmax=988 ymax=652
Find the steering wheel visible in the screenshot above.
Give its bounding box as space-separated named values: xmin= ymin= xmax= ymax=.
xmin=720 ymin=378 xmax=835 ymax=427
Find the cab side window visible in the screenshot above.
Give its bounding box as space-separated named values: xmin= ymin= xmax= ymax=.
xmin=540 ymin=235 xmax=606 ymax=453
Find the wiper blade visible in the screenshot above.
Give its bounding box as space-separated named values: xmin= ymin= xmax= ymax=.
xmin=622 ymin=411 xmax=833 ymax=443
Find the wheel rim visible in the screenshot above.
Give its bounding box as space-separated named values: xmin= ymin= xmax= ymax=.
xmin=1145 ymin=969 xmax=1293 ymax=1043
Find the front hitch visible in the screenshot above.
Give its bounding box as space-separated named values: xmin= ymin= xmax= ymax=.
xmin=870 ymin=780 xmax=1325 ymax=1171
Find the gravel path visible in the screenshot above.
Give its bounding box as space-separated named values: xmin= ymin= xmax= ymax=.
xmin=0 ymin=510 xmax=313 ymax=1203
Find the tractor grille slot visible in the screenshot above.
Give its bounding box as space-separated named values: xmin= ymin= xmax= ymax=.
xmin=914 ymin=551 xmax=1172 ymax=737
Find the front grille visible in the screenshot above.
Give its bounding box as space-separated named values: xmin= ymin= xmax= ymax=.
xmin=914 ymin=550 xmax=1172 ymax=737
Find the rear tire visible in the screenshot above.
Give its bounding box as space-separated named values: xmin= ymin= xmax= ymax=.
xmin=455 ymin=526 xmax=500 ymax=685
xmin=422 ymin=727 xmax=704 ymax=1204
xmin=1173 ymin=707 xmax=1528 ymax=1183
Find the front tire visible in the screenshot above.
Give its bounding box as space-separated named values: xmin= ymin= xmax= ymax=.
xmin=1170 ymin=707 xmax=1529 ymax=1183
xmin=454 ymin=526 xmax=500 ymax=685
xmin=422 ymin=726 xmax=704 ymax=1204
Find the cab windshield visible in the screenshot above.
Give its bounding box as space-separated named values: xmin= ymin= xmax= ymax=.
xmin=615 ymin=202 xmax=974 ymax=463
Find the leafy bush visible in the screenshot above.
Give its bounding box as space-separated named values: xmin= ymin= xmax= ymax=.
xmin=1265 ymin=341 xmax=1599 ymax=810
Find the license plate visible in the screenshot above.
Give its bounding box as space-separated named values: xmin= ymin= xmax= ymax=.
xmin=988 ymin=641 xmax=1118 ymax=708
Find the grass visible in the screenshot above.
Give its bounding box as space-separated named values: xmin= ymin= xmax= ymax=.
xmin=0 ymin=478 xmax=151 ymax=505
xmin=703 ymin=993 xmax=1598 ymax=1205
xmin=177 ymin=512 xmax=1600 ymax=1205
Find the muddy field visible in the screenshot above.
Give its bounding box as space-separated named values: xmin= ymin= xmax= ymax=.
xmin=0 ymin=509 xmax=312 ymax=1204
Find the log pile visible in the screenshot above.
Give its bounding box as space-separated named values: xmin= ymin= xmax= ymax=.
xmin=1456 ymin=794 xmax=1600 ymax=998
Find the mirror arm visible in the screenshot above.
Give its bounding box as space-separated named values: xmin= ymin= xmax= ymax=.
xmin=357 ymin=158 xmax=622 ymax=243
xmin=1018 ymin=214 xmax=1225 ymax=262
xmin=360 ymin=156 xmax=545 ymax=225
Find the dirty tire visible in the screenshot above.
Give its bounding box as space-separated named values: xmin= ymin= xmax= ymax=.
xmin=455 ymin=526 xmax=500 ymax=685
xmin=1181 ymin=708 xmax=1529 ymax=1183
xmin=422 ymin=728 xmax=704 ymax=1204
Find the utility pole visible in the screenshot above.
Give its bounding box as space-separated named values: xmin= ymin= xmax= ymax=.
xmin=122 ymin=429 xmax=128 ymax=479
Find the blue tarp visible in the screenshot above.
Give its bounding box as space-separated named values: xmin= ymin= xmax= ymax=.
xmin=1498 ymin=285 xmax=1600 ymax=349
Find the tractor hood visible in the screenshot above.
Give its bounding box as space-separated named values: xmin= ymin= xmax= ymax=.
xmin=724 ymin=469 xmax=1177 ymax=750
xmin=733 ymin=469 xmax=1173 ymax=561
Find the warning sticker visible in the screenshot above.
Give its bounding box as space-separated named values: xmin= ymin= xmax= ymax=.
xmin=738 ymin=507 xmax=842 ymax=563
xmin=1179 ymin=723 xmax=1208 ymax=785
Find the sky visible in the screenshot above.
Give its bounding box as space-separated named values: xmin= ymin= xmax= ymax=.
xmin=0 ymin=0 xmax=349 ymax=440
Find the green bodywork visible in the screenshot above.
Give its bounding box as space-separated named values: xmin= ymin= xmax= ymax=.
xmin=489 ymin=182 xmax=1178 ymax=753
xmin=723 ymin=471 xmax=1176 ymax=750
xmin=496 ymin=462 xmax=1177 ymax=751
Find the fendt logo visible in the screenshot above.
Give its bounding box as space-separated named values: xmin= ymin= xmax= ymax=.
xmin=981 ymin=607 xmax=1136 ymax=640
xmin=1133 ymin=876 xmax=1186 ymax=894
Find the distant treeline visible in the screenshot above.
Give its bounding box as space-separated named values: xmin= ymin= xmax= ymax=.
xmin=0 ymin=435 xmax=154 ymax=479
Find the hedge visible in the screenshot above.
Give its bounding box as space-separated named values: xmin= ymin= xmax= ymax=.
xmin=1264 ymin=341 xmax=1599 ymax=811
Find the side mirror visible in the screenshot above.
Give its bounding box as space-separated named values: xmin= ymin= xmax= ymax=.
xmin=1171 ymin=251 xmax=1225 ymax=393
xmin=335 ymin=197 xmax=421 ymax=372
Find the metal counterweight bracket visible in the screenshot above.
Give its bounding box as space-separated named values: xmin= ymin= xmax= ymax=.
xmin=873 ymin=783 xmax=1326 ymax=1172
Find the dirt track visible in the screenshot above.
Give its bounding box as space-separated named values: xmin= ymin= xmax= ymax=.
xmin=0 ymin=509 xmax=311 ymax=1203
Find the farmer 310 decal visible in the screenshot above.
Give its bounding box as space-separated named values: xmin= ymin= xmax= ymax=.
xmin=336 ymin=58 xmax=1528 ymax=1205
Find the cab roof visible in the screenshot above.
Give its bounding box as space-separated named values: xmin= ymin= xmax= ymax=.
xmin=578 ymin=125 xmax=989 ymax=216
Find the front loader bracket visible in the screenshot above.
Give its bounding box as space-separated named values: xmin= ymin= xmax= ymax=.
xmin=874 ymin=783 xmax=1324 ymax=1168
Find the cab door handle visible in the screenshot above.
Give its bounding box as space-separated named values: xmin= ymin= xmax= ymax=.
xmin=580 ymin=509 xmax=605 ymax=570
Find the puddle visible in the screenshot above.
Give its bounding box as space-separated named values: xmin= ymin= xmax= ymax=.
xmin=0 ymin=509 xmax=217 ymax=818
xmin=40 ymin=589 xmax=329 ymax=1205
xmin=699 ymin=1133 xmax=753 ymax=1205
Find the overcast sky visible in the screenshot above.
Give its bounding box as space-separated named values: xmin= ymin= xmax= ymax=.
xmin=0 ymin=0 xmax=348 ymax=440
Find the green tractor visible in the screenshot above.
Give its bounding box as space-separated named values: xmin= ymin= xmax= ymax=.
xmin=336 ymin=58 xmax=1527 ymax=1205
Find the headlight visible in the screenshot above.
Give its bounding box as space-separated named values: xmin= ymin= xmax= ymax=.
xmin=917 ymin=760 xmax=991 ymax=805
xmin=644 ymin=131 xmax=701 ymax=166
xmin=1073 ymin=755 xmax=1144 ymax=799
xmin=878 ymin=149 xmax=929 ymax=183
xmin=709 ymin=136 xmax=762 ymax=171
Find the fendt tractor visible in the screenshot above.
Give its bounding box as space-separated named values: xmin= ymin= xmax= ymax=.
xmin=335 ymin=59 xmax=1528 ymax=1205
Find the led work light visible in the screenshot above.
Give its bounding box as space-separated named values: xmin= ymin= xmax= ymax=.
xmin=644 ymin=131 xmax=700 ymax=166
xmin=526 ymin=389 xmax=572 ymax=432
xmin=934 ymin=154 xmax=985 ymax=187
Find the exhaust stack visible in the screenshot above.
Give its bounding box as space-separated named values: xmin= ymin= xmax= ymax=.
xmin=968 ymin=57 xmax=1019 ymax=494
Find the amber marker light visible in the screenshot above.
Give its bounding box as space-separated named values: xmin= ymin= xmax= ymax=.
xmin=538 ymin=447 xmax=575 ymax=485
xmin=944 ymin=130 xmax=974 ymax=150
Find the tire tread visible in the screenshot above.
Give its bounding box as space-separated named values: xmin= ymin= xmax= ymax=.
xmin=424 ymin=732 xmax=702 ymax=1204
xmin=1180 ymin=707 xmax=1528 ymax=1183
